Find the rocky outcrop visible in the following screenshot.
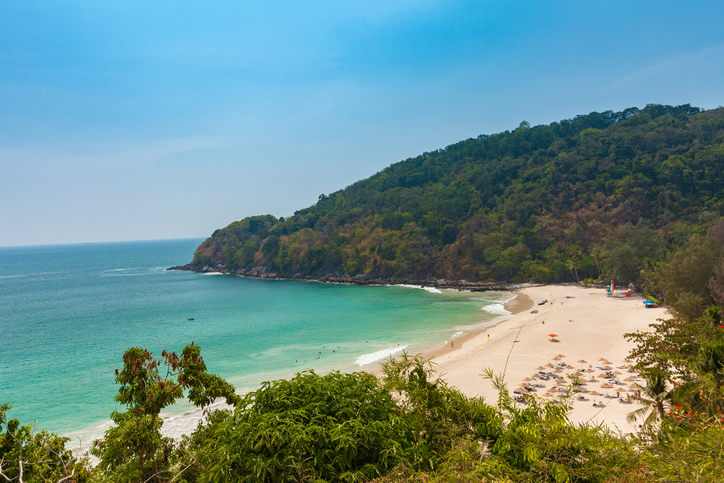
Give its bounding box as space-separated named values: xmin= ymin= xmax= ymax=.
xmin=167 ymin=264 xmax=514 ymax=292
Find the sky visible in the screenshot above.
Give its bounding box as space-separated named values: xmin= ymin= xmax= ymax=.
xmin=2 ymin=1 xmax=724 ymax=247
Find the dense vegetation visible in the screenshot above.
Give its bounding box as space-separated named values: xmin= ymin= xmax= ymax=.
xmin=188 ymin=104 xmax=724 ymax=283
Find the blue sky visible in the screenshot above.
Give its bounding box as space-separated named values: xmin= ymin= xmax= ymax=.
xmin=2 ymin=1 xmax=723 ymax=246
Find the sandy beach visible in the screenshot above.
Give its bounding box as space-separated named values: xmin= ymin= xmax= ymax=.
xmin=427 ymin=284 xmax=664 ymax=435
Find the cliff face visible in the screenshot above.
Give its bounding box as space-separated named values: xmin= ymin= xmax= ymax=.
xmin=180 ymin=104 xmax=724 ymax=283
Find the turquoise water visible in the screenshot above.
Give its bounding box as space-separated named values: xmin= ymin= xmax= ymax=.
xmin=0 ymin=239 xmax=509 ymax=436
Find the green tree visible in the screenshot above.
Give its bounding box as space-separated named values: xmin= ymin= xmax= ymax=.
xmin=626 ymin=367 xmax=674 ymax=431
xmin=91 ymin=344 xmax=240 ymax=483
xmin=598 ymin=222 xmax=666 ymax=283
xmin=0 ymin=402 xmax=90 ymax=482
xmin=644 ymin=234 xmax=724 ymax=320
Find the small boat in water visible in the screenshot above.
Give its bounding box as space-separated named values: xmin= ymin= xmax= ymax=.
xmin=187 ymin=317 xmax=195 ymax=321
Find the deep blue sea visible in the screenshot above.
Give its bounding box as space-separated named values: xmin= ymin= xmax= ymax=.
xmin=0 ymin=239 xmax=509 ymax=437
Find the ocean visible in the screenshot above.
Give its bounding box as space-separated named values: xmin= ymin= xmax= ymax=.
xmin=0 ymin=238 xmax=511 ymax=439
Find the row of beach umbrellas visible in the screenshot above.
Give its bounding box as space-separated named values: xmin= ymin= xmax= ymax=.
xmin=516 ymin=354 xmax=641 ymax=400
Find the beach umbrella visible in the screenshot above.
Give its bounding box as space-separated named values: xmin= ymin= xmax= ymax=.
xmin=548 ymin=334 xmax=558 ymax=337
xmin=557 ymin=354 xmax=566 ymax=358
xmin=624 ymin=377 xmax=636 ymax=382
xmin=547 ymin=363 xmax=556 ymax=367
xmin=577 ymin=359 xmax=587 ymax=364
xmin=600 ymin=383 xmax=614 ymax=389
xmin=603 ymin=366 xmax=613 ymax=370
xmin=585 ymin=368 xmax=596 ymax=373
xmin=589 ymin=391 xmax=602 ymax=396
xmin=598 ymin=358 xmax=607 ymax=361
xmin=564 ymin=364 xmax=575 ymax=369
xmin=537 ymin=366 xmax=547 ymax=370
xmin=522 ymin=377 xmax=533 ymax=382
xmin=613 ymin=371 xmax=623 ymax=375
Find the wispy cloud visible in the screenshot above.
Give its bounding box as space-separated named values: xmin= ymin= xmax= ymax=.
xmin=0 ymin=135 xmax=227 ymax=177
xmin=605 ymin=43 xmax=724 ymax=91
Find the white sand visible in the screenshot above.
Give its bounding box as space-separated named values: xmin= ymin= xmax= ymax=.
xmin=429 ymin=284 xmax=665 ymax=436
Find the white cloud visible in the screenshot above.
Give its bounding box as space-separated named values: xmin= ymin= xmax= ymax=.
xmin=605 ymin=43 xmax=724 ymax=92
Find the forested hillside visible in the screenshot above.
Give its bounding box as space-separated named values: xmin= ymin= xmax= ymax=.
xmin=184 ymin=104 xmax=724 ymax=283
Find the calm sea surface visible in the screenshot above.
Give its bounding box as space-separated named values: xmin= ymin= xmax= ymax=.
xmin=0 ymin=239 xmax=510 ymax=436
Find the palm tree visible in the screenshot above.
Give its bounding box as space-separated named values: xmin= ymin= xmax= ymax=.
xmin=626 ymin=368 xmax=673 ymax=430
xmin=566 ymin=257 xmax=581 ymax=284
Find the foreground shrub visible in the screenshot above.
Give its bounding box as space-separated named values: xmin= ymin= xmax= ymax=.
xmin=189 ymin=370 xmax=425 ymax=482
xmin=0 ymin=402 xmax=90 ymax=482
xmin=640 ymin=407 xmax=724 ymax=482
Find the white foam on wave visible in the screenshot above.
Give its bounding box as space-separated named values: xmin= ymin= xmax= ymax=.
xmin=452 ymin=331 xmax=463 ymax=337
xmin=395 ymin=284 xmax=442 ymax=294
xmin=203 ymin=272 xmax=225 ymax=275
xmin=482 ymin=303 xmax=510 ymax=316
xmin=356 ymin=345 xmax=409 ymax=366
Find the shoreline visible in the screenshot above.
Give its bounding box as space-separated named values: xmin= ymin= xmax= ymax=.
xmin=414 ymin=291 xmax=534 ymax=364
xmin=168 ymin=264 xmax=515 ymax=293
